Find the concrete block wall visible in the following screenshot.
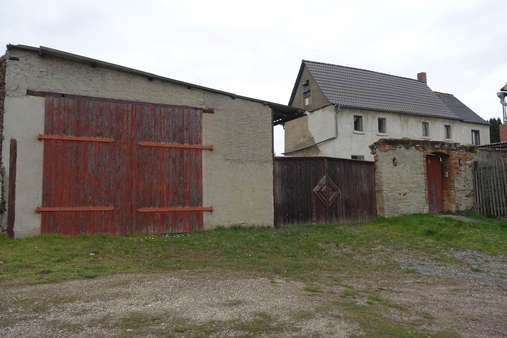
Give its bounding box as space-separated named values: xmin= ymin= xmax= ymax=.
xmin=2 ymin=47 xmax=275 ymax=236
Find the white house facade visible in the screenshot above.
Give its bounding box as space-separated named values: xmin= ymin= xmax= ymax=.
xmin=284 ymin=61 xmax=490 ymax=161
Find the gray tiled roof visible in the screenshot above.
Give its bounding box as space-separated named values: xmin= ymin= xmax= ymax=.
xmin=303 ymin=60 xmax=461 ymax=120
xmin=434 ymin=92 xmax=487 ymax=124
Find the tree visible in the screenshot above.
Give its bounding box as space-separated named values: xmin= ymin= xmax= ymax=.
xmin=489 ymin=118 xmax=502 ymax=143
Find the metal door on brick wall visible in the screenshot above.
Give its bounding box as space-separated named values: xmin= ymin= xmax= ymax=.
xmin=38 ymin=95 xmax=212 ymax=235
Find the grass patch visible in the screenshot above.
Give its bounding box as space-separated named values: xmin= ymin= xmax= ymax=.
xmin=0 ymin=214 xmax=505 ymax=286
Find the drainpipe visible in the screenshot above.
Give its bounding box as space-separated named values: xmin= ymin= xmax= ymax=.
xmin=498 ymin=90 xmax=507 ymax=123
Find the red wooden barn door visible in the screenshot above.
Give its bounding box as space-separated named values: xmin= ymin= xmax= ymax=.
xmin=39 ymin=96 xmax=209 ymax=235
xmin=426 ymin=155 xmax=443 ymax=213
xmin=133 ymin=103 xmax=207 ymax=234
xmin=40 ymin=97 xmax=132 ymax=234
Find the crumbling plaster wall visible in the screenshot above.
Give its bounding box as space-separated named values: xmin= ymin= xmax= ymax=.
xmin=371 ymin=139 xmax=507 ymax=217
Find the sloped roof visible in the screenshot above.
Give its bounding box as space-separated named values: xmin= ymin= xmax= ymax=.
xmin=292 ymin=60 xmax=486 ymax=124
xmin=434 ymin=92 xmax=487 ymax=124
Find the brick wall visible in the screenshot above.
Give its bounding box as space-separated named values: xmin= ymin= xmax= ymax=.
xmin=500 ymin=124 xmax=507 ymax=143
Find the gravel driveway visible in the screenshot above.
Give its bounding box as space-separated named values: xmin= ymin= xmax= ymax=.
xmin=1 ymin=249 xmax=506 ymax=337
xmin=0 ymin=271 xmax=352 ymax=337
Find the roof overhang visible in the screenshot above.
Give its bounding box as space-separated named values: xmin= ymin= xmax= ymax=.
xmin=5 ymin=44 xmax=302 ymax=125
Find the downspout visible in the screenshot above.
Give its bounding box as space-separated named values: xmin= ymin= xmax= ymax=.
xmin=497 ymin=90 xmax=507 ymax=123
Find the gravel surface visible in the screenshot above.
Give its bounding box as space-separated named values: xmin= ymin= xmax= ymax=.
xmin=0 ymin=271 xmax=352 ymax=337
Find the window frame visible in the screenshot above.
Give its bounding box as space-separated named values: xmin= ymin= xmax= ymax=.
xmin=444 ymin=124 xmax=452 ymax=139
xmin=377 ymin=117 xmax=387 ymax=134
xmin=353 ymin=115 xmax=364 ymax=132
xmin=422 ymin=121 xmax=430 ymax=137
xmin=471 ymin=129 xmax=480 ymax=145
xmin=351 ymin=155 xmax=365 ymax=161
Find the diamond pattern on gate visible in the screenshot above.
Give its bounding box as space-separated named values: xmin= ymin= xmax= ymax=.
xmin=313 ymin=175 xmax=341 ymax=207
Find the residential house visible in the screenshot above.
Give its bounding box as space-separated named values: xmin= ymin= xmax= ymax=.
xmin=284 ymin=61 xmax=490 ymax=161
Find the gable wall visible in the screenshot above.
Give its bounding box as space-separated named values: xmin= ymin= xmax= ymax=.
xmin=290 ymin=65 xmax=329 ymax=111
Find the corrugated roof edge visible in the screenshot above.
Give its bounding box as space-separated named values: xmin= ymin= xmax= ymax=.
xmin=5 ymin=44 xmax=304 ymax=124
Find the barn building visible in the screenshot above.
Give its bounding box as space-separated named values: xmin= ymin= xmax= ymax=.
xmin=0 ymin=45 xmax=302 ymax=237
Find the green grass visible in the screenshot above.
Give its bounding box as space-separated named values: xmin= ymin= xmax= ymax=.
xmin=0 ymin=214 xmax=505 ymax=286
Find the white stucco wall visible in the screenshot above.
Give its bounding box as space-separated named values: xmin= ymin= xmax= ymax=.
xmin=286 ymin=105 xmax=490 ymax=161
xmin=2 ymin=96 xmax=44 ymax=237
xmin=3 ymin=48 xmax=274 ymax=237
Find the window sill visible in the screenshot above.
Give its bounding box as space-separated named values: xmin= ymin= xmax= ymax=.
xmin=353 ymin=130 xmax=365 ymax=135
xmin=376 ymin=133 xmax=388 ymax=137
xmin=421 ymin=136 xmax=431 ymax=140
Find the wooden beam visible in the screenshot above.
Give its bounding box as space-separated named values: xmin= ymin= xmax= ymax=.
xmin=136 ymin=207 xmax=213 ymax=213
xmin=6 ymin=139 xmax=17 ymax=238
xmin=26 ymin=90 xmax=213 ymax=113
xmin=36 ymin=206 xmax=114 ymax=212
xmin=38 ymin=134 xmax=115 ymax=143
xmin=138 ymin=141 xmax=213 ymax=151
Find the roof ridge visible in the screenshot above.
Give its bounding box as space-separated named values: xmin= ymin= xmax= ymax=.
xmin=302 ymin=59 xmax=424 ymax=84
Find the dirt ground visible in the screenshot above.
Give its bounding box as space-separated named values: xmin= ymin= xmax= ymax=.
xmin=1 ymin=250 xmax=506 ymax=337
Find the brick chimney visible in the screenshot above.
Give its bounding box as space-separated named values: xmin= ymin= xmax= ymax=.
xmin=417 ymin=72 xmax=427 ymax=84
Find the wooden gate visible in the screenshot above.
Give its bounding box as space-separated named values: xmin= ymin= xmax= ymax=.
xmin=474 ymin=159 xmax=507 ymax=217
xmin=426 ymin=155 xmax=444 ymax=213
xmin=38 ymin=95 xmax=212 ymax=235
xmin=273 ymin=157 xmax=376 ymax=226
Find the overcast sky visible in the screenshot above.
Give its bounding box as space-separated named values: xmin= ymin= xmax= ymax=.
xmin=1 ymin=0 xmax=505 ymax=154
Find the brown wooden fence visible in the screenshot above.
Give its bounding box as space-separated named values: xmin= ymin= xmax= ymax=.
xmin=273 ymin=156 xmax=376 ymax=226
xmin=474 ymin=160 xmax=507 ymax=217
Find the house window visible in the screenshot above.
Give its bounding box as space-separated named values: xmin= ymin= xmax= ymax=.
xmin=378 ymin=118 xmax=387 ymax=134
xmin=422 ymin=121 xmax=430 ymax=137
xmin=471 ymin=130 xmax=480 ymax=145
xmin=351 ymin=155 xmax=365 ymax=160
xmin=444 ymin=125 xmax=452 ymax=139
xmin=354 ymin=115 xmax=363 ymax=132
xmin=302 ymin=80 xmax=311 ymax=106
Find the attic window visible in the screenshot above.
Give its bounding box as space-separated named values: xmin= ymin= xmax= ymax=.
xmin=302 ymin=79 xmax=311 ymax=106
